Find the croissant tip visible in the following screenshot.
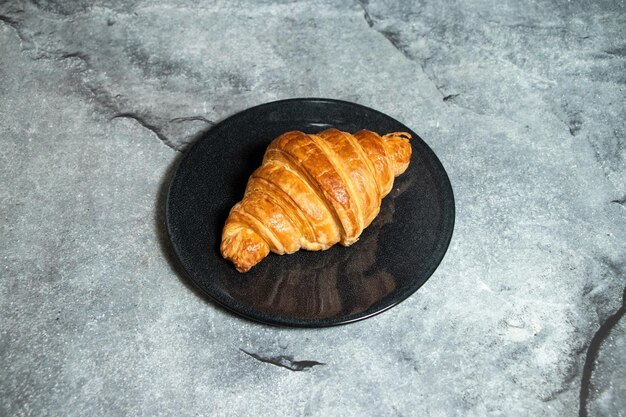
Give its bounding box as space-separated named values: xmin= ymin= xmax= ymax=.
xmin=220 ymin=224 xmax=271 ymax=273
xmin=234 ymin=263 xmax=252 ymax=273
xmin=383 ymin=132 xmax=412 ymax=141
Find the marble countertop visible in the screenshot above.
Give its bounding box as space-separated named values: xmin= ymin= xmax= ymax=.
xmin=1 ymin=0 xmax=624 ymax=416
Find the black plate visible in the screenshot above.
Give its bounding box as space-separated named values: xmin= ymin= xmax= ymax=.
xmin=166 ymin=98 xmax=455 ymax=327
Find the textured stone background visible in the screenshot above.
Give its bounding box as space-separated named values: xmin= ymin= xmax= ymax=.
xmin=1 ymin=0 xmax=624 ymax=416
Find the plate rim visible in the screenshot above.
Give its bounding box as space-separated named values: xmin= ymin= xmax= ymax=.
xmin=165 ymin=97 xmax=455 ymax=327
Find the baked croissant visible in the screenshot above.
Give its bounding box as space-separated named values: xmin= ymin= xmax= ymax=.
xmin=220 ymin=128 xmax=412 ymax=272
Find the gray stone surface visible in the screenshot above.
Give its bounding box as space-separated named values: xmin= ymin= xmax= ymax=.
xmin=587 ymin=292 xmax=626 ymax=417
xmin=0 ymin=0 xmax=624 ymax=416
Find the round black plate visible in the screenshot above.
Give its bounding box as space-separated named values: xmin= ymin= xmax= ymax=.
xmin=166 ymin=98 xmax=455 ymax=327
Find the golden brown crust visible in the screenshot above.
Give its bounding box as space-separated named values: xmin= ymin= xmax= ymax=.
xmin=220 ymin=128 xmax=412 ymax=272
xmin=269 ymin=131 xmax=359 ymax=242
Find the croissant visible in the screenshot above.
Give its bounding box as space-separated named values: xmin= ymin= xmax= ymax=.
xmin=220 ymin=128 xmax=412 ymax=272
